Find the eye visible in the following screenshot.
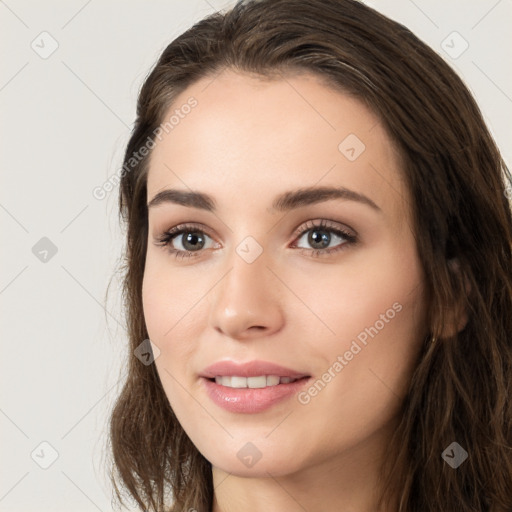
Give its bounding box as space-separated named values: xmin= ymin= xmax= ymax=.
xmin=155 ymin=219 xmax=357 ymax=260
xmin=292 ymin=219 xmax=357 ymax=257
xmin=155 ymin=223 xmax=217 ymax=259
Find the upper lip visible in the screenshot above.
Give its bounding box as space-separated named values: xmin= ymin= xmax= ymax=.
xmin=200 ymin=360 xmax=310 ymax=379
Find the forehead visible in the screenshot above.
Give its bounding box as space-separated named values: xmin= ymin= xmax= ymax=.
xmin=146 ymin=69 xmax=410 ymax=223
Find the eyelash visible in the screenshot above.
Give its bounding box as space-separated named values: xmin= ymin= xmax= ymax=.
xmin=154 ymin=219 xmax=357 ymax=260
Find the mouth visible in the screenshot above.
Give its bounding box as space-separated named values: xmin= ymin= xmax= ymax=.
xmin=199 ymin=360 xmax=311 ymax=413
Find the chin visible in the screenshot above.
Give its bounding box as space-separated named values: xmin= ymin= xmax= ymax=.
xmin=204 ymin=441 xmax=308 ymax=478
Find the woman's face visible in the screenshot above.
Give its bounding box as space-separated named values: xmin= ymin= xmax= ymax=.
xmin=142 ymin=69 xmax=427 ymax=477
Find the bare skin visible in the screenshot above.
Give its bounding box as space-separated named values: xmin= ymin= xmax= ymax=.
xmin=142 ymin=68 xmax=428 ymax=511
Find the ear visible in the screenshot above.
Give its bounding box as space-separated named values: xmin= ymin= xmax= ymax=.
xmin=439 ymin=258 xmax=470 ymax=338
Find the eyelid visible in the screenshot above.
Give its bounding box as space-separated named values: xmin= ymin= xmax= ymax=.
xmin=154 ymin=222 xmax=214 ymax=242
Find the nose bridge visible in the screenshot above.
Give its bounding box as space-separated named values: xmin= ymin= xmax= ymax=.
xmin=208 ymin=234 xmax=284 ymax=338
xmin=236 ymin=239 xmax=271 ymax=293
xmin=219 ymin=238 xmax=272 ymax=312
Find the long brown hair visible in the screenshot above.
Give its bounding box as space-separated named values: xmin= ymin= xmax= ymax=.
xmin=107 ymin=1 xmax=512 ymax=510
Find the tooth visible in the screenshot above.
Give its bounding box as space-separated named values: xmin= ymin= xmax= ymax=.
xmin=214 ymin=375 xmax=298 ymax=388
xmin=247 ymin=376 xmax=267 ymax=388
xmin=266 ymin=375 xmax=280 ymax=386
xmin=230 ymin=376 xmax=247 ymax=388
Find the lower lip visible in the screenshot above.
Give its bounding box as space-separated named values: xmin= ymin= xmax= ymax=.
xmin=201 ymin=377 xmax=311 ymax=414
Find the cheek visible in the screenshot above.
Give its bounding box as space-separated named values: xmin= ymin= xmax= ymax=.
xmin=142 ymin=254 xmax=207 ymax=381
xmin=142 ymin=251 xmax=205 ymax=338
xmin=286 ymin=245 xmax=426 ymax=354
xmin=302 ymin=244 xmax=426 ymax=395
xmin=287 ymin=249 xmax=425 ymax=456
xmin=142 ymin=264 xmax=206 ymax=427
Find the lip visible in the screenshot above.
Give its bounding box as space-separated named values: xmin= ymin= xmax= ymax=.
xmin=199 ymin=360 xmax=311 ymax=414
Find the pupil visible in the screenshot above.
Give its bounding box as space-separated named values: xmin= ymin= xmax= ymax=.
xmin=309 ymin=230 xmax=330 ymax=249
xmin=183 ymin=232 xmax=204 ymax=251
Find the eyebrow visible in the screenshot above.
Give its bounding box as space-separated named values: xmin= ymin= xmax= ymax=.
xmin=147 ymin=186 xmax=381 ymax=213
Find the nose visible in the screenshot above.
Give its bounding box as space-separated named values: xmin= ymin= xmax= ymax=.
xmin=209 ymin=247 xmax=285 ymax=340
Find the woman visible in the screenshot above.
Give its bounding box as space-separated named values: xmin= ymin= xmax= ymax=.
xmin=108 ymin=0 xmax=512 ymax=510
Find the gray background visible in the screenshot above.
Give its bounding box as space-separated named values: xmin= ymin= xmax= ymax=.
xmin=1 ymin=0 xmax=510 ymax=510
